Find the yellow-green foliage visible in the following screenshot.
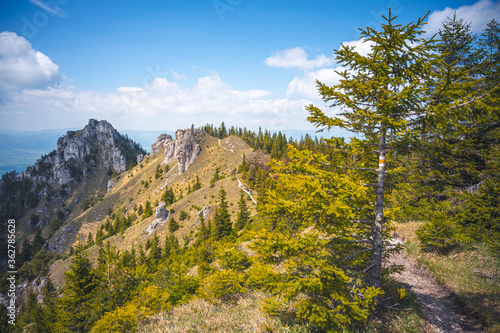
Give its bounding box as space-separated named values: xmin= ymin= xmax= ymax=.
xmin=90 ymin=286 xmax=171 ymax=333
xmin=201 ymin=269 xmax=247 ymax=302
xmin=135 ymin=285 xmax=172 ymax=313
xmin=250 ymin=146 xmax=384 ymax=331
xmin=90 ymin=303 xmax=147 ymax=333
xmin=216 ymin=245 xmax=251 ymax=271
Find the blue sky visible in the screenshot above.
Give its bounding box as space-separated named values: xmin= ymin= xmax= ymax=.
xmin=0 ymin=0 xmax=499 ymax=132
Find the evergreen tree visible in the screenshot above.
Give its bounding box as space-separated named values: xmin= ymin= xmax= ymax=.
xmin=148 ymin=233 xmax=162 ymax=266
xmin=168 ymin=216 xmax=180 ymax=233
xmin=234 ymin=190 xmax=250 ymax=231
xmin=142 ymin=201 xmax=153 ymax=219
xmin=32 ymin=229 xmax=45 ymax=254
xmin=212 ymin=186 xmax=232 ymax=240
xmin=24 ymin=290 xmax=46 ymax=332
xmin=210 ymin=167 xmax=220 ymax=188
xmin=306 ymin=9 xmax=481 ymax=288
xmin=192 ymin=175 xmax=202 ymax=191
xmin=95 ymin=228 xmax=103 ymax=246
xmin=162 ymin=186 xmax=175 ymax=205
xmin=41 ymin=278 xmax=58 ymax=332
xmin=219 ymin=121 xmax=227 ymax=138
xmin=60 ymin=247 xmax=96 ymax=332
xmin=86 ymin=232 xmax=94 ymax=247
xmin=252 ymin=146 xmax=382 ymax=331
xmin=198 ymin=213 xmax=210 ymax=240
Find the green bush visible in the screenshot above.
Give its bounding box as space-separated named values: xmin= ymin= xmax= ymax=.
xmin=417 ymin=210 xmax=473 ymax=252
xmin=201 ymin=269 xmax=246 ymax=302
xmin=217 ymin=246 xmax=251 ymax=272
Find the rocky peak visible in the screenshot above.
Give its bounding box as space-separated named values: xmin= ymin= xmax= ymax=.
xmin=151 ymin=127 xmax=204 ymax=174
xmin=23 ymin=119 xmax=145 ymax=189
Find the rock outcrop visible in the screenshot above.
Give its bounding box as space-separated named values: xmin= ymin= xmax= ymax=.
xmin=21 ymin=119 xmax=145 ymax=189
xmin=155 ymin=201 xmax=170 ymax=221
xmin=151 ymin=127 xmax=203 ymax=174
xmin=144 ymin=202 xmax=172 ymax=235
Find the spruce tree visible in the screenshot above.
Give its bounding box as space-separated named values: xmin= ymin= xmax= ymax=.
xmin=306 ymin=9 xmax=482 ymax=289
xmin=168 ymin=216 xmax=180 ymax=233
xmin=235 ymin=190 xmax=250 ymax=231
xmin=212 ymin=186 xmax=232 ymax=240
xmin=60 ymin=246 xmax=96 ymax=332
xmin=162 ymin=186 xmax=175 ymax=205
xmin=32 ymin=229 xmax=45 ymax=254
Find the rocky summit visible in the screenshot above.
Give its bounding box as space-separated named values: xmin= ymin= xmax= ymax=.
xmin=150 ymin=127 xmax=204 ymax=174
xmin=18 ymin=119 xmax=145 ymax=190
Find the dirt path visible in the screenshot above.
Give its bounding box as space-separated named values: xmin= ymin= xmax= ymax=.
xmin=218 ymin=138 xmax=256 ymax=204
xmin=387 ymin=248 xmax=483 ymax=333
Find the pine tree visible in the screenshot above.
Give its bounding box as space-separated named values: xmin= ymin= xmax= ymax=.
xmin=32 ymin=229 xmax=45 ymax=254
xmin=306 ymin=9 xmax=482 ymax=289
xmin=60 ymin=246 xmax=96 ymax=332
xmin=234 ymin=190 xmax=250 ymax=231
xmin=162 ymin=186 xmax=175 ymax=205
xmin=168 ymin=216 xmax=180 ymax=233
xmin=212 ymin=186 xmax=232 ymax=240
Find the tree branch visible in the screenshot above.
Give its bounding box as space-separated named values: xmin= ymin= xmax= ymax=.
xmin=339 ymin=247 xmax=376 ymax=263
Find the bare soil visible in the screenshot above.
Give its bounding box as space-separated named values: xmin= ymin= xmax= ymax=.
xmin=387 ymin=249 xmax=484 ymax=333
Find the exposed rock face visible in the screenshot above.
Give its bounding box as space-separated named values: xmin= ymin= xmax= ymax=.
xmin=137 ymin=154 xmax=145 ymax=164
xmin=107 ymin=179 xmax=117 ymax=192
xmin=144 ymin=201 xmax=172 ymax=235
xmin=151 ymin=127 xmax=204 ymax=174
xmin=198 ymin=206 xmax=211 ymax=219
xmin=155 ymin=201 xmax=170 ymax=221
xmin=21 ymin=119 xmax=145 ymax=189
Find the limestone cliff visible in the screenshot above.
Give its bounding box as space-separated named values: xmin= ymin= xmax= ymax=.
xmin=20 ymin=119 xmax=145 ymax=189
xmin=151 ymin=127 xmax=204 ymax=174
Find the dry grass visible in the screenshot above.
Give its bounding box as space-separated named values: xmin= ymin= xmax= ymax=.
xmin=137 ymin=292 xmax=310 ymax=333
xmin=49 ymin=134 xmax=257 ymax=285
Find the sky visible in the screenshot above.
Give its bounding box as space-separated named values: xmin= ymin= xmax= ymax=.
xmin=0 ymin=0 xmax=499 ymax=133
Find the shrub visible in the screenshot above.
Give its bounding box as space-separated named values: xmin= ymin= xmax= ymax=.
xmin=201 ymin=269 xmax=246 ymax=302
xmin=179 ymin=210 xmax=190 ymax=221
xmin=217 ymin=247 xmax=251 ymax=272
xmin=90 ymin=303 xmax=147 ymax=333
xmin=416 ymin=210 xmax=473 ymax=252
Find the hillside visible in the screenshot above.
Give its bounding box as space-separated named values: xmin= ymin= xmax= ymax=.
xmin=48 ymin=129 xmax=256 ymax=289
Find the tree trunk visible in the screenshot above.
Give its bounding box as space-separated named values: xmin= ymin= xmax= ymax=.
xmin=370 ymin=128 xmax=386 ymax=288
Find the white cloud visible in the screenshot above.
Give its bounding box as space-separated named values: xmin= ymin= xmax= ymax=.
xmin=28 ymin=0 xmax=67 ymax=18
xmin=286 ymin=68 xmax=343 ymax=101
xmin=341 ymin=39 xmax=374 ymax=57
xmin=425 ymin=0 xmax=500 ymax=36
xmin=0 ymin=31 xmax=60 ymax=90
xmin=264 ymin=47 xmax=335 ymax=71
xmin=0 ymin=74 xmax=313 ymax=131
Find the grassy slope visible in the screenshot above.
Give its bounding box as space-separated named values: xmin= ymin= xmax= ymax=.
xmin=394 ymin=221 xmax=500 ymax=332
xmin=49 ymin=134 xmax=256 ymax=289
